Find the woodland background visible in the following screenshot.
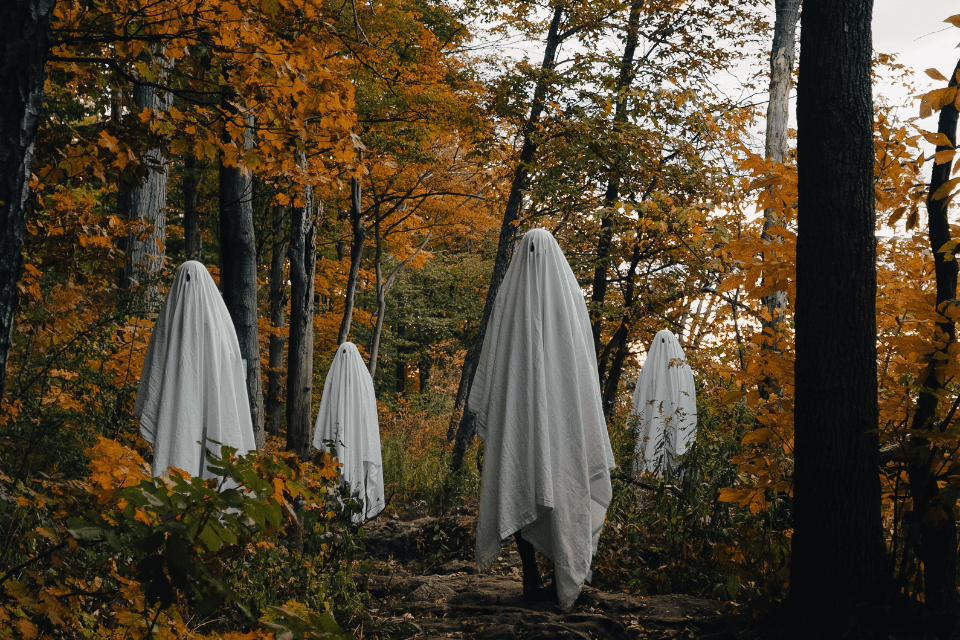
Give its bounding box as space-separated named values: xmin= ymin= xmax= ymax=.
xmin=2 ymin=0 xmax=960 ymax=638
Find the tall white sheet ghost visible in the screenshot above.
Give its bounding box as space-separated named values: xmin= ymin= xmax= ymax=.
xmin=469 ymin=228 xmax=616 ymax=611
xmin=631 ymin=329 xmax=697 ymax=475
xmin=134 ymin=261 xmax=257 ymax=479
xmin=312 ymin=342 xmax=385 ymax=522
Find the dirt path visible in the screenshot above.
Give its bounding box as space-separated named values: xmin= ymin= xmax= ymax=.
xmin=359 ymin=509 xmax=741 ymax=639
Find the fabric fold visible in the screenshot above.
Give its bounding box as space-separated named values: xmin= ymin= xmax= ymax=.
xmin=469 ymin=228 xmax=615 ymax=611
xmin=313 ymin=342 xmax=385 ymax=522
xmin=631 ymin=329 xmax=697 ymax=475
xmin=135 ymin=261 xmax=257 ymax=479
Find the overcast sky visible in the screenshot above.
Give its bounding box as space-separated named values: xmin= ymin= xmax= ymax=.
xmin=873 ymin=0 xmax=958 ymax=120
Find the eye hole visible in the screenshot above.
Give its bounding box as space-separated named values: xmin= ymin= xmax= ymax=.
xmin=661 ymin=337 xmax=664 ymax=343
xmin=186 ymin=273 xmax=191 ymax=282
xmin=530 ymin=243 xmax=534 ymax=252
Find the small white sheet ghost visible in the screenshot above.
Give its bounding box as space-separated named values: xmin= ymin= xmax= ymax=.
xmin=134 ymin=261 xmax=257 ymax=479
xmin=312 ymin=342 xmax=385 ymax=522
xmin=631 ymin=329 xmax=697 ymax=475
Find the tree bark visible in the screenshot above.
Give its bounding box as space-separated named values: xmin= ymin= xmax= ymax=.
xmin=337 ymin=176 xmax=364 ymax=345
xmin=219 ymin=97 xmax=265 ymax=449
xmin=285 ymin=188 xmax=317 ymax=460
xmin=183 ymin=154 xmax=202 ymax=261
xmin=758 ymin=0 xmax=800 ymax=398
xmin=449 ymin=4 xmax=564 ymax=468
xmin=590 ymin=0 xmax=643 ymax=358
xmin=395 ymin=294 xmax=406 ymax=395
xmin=266 ymin=204 xmax=288 ymax=436
xmin=791 ymin=0 xmax=885 ymax=619
xmin=119 ymin=55 xmax=172 ymax=305
xmin=0 ymin=0 xmax=54 ymax=399
xmin=600 ymin=245 xmax=641 ymax=415
xmin=905 ymin=57 xmax=960 ymax=619
xmin=368 ymin=220 xmax=430 ymax=379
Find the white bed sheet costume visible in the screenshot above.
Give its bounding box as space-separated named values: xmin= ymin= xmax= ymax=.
xmin=134 ymin=261 xmax=257 ymax=479
xmin=312 ymin=342 xmax=385 ymax=522
xmin=631 ymin=329 xmax=697 ymax=475
xmin=469 ymin=228 xmax=616 ymax=611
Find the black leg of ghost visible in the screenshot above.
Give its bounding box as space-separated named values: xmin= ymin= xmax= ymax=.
xmin=514 ymin=530 xmax=558 ymax=603
xmin=514 ymin=530 xmax=542 ymax=587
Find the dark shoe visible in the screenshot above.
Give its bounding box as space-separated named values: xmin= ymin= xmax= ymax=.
xmin=522 ymin=583 xmax=548 ymax=603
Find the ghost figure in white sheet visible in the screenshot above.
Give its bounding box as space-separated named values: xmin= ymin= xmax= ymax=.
xmin=312 ymin=342 xmax=385 ymax=522
xmin=469 ymin=228 xmax=616 ymax=611
xmin=134 ymin=261 xmax=257 ymax=480
xmin=631 ymin=329 xmax=697 ymax=475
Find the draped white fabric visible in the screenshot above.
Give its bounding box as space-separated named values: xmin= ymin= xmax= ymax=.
xmin=469 ymin=228 xmax=615 ymax=611
xmin=312 ymin=342 xmax=385 ymax=522
xmin=134 ymin=261 xmax=256 ymax=479
xmin=631 ymin=329 xmax=697 ymax=475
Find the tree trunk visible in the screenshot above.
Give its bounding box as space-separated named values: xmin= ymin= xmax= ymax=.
xmin=368 ymin=220 xmax=430 ymax=379
xmin=791 ymin=0 xmax=885 ymax=620
xmin=758 ymin=0 xmax=800 ymax=398
xmin=267 ymin=204 xmax=288 ymax=436
xmin=590 ymin=0 xmax=643 ymax=358
xmin=337 ymin=176 xmax=364 ymax=345
xmin=419 ymin=356 xmax=432 ymax=394
xmin=0 ymin=0 xmax=54 ymax=399
xmin=395 ymin=294 xmax=406 ymax=395
xmin=183 ymin=154 xmax=202 ymax=261
xmin=449 ymin=4 xmax=565 ymax=468
xmin=119 ymin=56 xmax=172 ymax=305
xmin=285 ymin=188 xmax=317 ymax=460
xmin=219 ymin=98 xmax=265 ymax=449
xmin=905 ymin=57 xmax=960 ymax=620
xmin=600 ymin=245 xmax=641 ymax=415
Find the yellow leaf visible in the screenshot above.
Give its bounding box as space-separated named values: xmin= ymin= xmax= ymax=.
xmin=926 ymin=68 xmax=949 ymax=82
xmin=945 ymin=14 xmax=960 ymax=28
xmin=935 ymin=149 xmax=956 ymax=165
xmin=15 ymin=618 xmax=38 ymax=639
xmin=933 ymin=176 xmax=960 ymax=201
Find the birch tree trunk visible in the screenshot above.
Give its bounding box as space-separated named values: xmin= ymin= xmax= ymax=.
xmin=368 ymin=220 xmax=430 ymax=379
xmin=0 ymin=0 xmax=54 ymax=399
xmin=119 ymin=67 xmax=172 ymax=307
xmin=449 ymin=4 xmax=564 ymax=468
xmin=758 ymin=0 xmax=800 ymax=397
xmin=266 ymin=204 xmax=288 ymax=436
xmin=285 ymin=189 xmax=317 ymax=460
xmin=791 ymin=0 xmax=885 ymax=618
xmin=219 ymin=100 xmax=265 ymax=449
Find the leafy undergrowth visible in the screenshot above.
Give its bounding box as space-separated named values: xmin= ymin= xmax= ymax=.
xmin=0 ymin=436 xmax=368 ymax=639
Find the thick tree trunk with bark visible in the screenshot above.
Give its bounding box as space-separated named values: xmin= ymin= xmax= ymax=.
xmin=285 ymin=190 xmax=317 ymax=460
xmin=119 ymin=73 xmax=172 ymax=306
xmin=905 ymin=57 xmax=960 ymax=620
xmin=337 ymin=176 xmax=364 ymax=345
xmin=449 ymin=5 xmax=564 ymax=468
xmin=590 ymin=0 xmax=642 ymax=358
xmin=791 ymin=0 xmax=885 ymax=620
xmin=183 ymin=154 xmax=202 ymax=261
xmin=219 ymin=102 xmax=265 ymax=449
xmin=267 ymin=204 xmax=288 ymax=436
xmin=0 ymin=0 xmax=54 ymax=399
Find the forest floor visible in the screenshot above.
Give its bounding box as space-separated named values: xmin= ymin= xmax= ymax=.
xmin=356 ymin=504 xmax=745 ymax=639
